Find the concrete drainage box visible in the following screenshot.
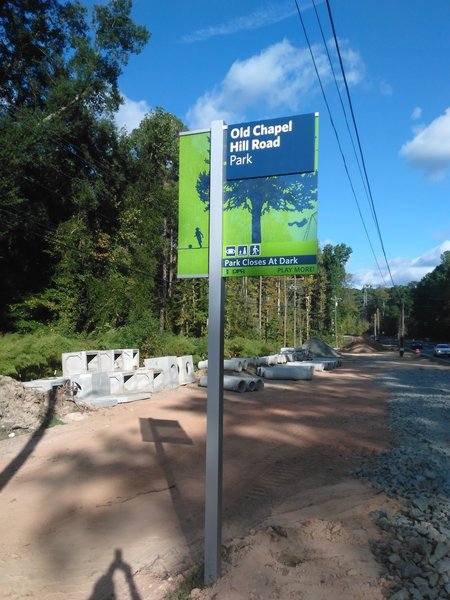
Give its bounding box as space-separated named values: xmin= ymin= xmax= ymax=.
xmin=71 ymin=372 xmax=111 ymax=399
xmin=177 ymin=355 xmax=196 ymax=385
xmin=113 ymin=349 xmax=140 ymax=371
xmin=107 ymin=370 xmax=153 ymax=394
xmin=62 ymin=349 xmax=139 ymax=377
xmin=144 ymin=356 xmax=179 ymax=390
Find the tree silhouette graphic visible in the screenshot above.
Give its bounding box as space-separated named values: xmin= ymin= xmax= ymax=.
xmin=196 ymin=169 xmax=317 ymax=244
xmin=225 ymin=173 xmax=316 ymax=243
xmin=196 ymin=169 xmax=210 ymax=211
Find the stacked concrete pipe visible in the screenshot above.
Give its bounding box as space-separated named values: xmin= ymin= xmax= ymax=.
xmin=198 ymin=358 xmax=246 ymax=372
xmin=198 ymin=375 xmax=264 ymax=393
xmin=256 ymin=364 xmax=314 ymax=380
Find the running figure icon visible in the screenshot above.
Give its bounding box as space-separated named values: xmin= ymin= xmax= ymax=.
xmin=195 ymin=227 xmax=204 ymax=248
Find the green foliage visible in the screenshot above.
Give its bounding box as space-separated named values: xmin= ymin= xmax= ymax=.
xmin=95 ymin=310 xmax=160 ymax=350
xmin=0 ymin=329 xmax=93 ymax=379
xmin=8 ymin=2 xmax=444 ymax=355
xmin=172 ymin=279 xmax=208 ymax=337
xmin=412 ymin=251 xmax=450 ymax=340
xmin=225 ymin=336 xmax=275 ymax=358
xmin=320 ymin=243 xmax=352 ymax=333
xmin=139 ymin=331 xmax=206 ymax=369
xmin=0 ymin=0 xmax=150 ymax=330
xmin=48 ymin=416 xmax=65 ymax=428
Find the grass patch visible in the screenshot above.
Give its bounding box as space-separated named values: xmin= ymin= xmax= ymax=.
xmin=47 ymin=416 xmax=64 ymax=428
xmin=164 ymin=564 xmax=205 ymax=600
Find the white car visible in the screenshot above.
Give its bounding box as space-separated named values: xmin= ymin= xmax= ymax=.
xmin=433 ymin=343 xmax=450 ymax=357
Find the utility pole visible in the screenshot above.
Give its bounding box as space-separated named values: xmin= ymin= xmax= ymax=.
xmin=306 ymin=295 xmax=311 ymax=340
xmin=293 ymin=278 xmax=297 ymax=347
xmin=373 ymin=309 xmax=380 ymax=339
xmin=332 ymin=296 xmax=341 ymax=349
xmin=289 ymin=277 xmax=298 ymax=347
xmin=399 ymin=300 xmax=405 ymax=357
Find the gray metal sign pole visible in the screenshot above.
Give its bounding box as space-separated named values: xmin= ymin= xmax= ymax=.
xmin=204 ymin=119 xmax=226 ymax=585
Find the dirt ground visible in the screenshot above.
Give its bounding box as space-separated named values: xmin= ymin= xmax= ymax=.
xmin=0 ymin=351 xmax=417 ymax=600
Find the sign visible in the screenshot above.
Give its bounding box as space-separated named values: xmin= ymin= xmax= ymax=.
xmin=222 ymin=170 xmax=318 ymax=277
xmin=223 ymin=113 xmax=318 ymax=277
xmin=177 ymin=113 xmax=319 ymax=279
xmin=226 ymin=113 xmax=316 ymax=180
xmin=177 ymin=130 xmax=210 ymax=278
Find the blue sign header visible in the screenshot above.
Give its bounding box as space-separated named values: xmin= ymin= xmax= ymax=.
xmin=226 ymin=113 xmax=317 ymax=180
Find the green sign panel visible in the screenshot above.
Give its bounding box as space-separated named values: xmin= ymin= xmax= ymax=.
xmin=177 ymin=114 xmax=319 ymax=278
xmin=222 ymin=170 xmax=318 ymax=277
xmin=177 ymin=131 xmax=210 ymax=278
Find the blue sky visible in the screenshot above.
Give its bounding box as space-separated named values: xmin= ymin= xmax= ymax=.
xmin=111 ymin=0 xmax=450 ymax=288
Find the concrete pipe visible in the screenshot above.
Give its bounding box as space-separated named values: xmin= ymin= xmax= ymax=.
xmin=280 ymin=347 xmax=295 ymax=354
xmin=244 ymin=356 xmax=259 ymax=368
xmin=224 ymin=358 xmax=244 ymax=372
xmin=246 ymin=379 xmax=256 ymax=392
xmin=257 ymin=365 xmax=314 ymax=380
xmin=198 ymin=375 xmax=248 ymax=393
xmin=254 ymin=378 xmax=264 ymax=391
xmin=257 ymin=354 xmax=279 ymax=367
xmin=311 ymin=358 xmax=339 ymax=370
xmin=239 ymin=376 xmax=265 ymax=392
xmin=197 ymin=358 xmax=245 ymax=372
xmin=289 ymin=360 xmax=325 ymax=372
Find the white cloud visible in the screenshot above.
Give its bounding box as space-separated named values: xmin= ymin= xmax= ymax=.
xmin=186 ymin=39 xmax=364 ymax=130
xmin=411 ymin=106 xmax=422 ymax=120
xmin=115 ymin=94 xmax=150 ymax=132
xmin=181 ymin=2 xmax=299 ymax=43
xmin=378 ymin=80 xmax=393 ymax=96
xmin=338 ymin=44 xmax=365 ymax=86
xmin=351 ymin=241 xmax=450 ymax=288
xmin=412 ymin=240 xmax=450 ymax=267
xmin=400 ymin=107 xmax=450 ymax=180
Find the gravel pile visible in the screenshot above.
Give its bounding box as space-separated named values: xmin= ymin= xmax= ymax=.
xmin=354 ymin=365 xmax=450 ymax=599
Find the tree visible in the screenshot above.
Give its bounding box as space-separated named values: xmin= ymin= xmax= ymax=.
xmin=412 ymin=251 xmax=450 ymax=340
xmin=320 ymin=243 xmax=352 ymax=334
xmin=0 ymin=0 xmax=149 ymax=330
xmin=126 ymin=108 xmax=186 ymax=331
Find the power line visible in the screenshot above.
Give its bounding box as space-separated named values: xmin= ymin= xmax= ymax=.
xmin=310 ymin=0 xmax=370 ymax=205
xmin=294 ymin=0 xmax=387 ymax=286
xmin=324 ymin=0 xmax=396 ymax=287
